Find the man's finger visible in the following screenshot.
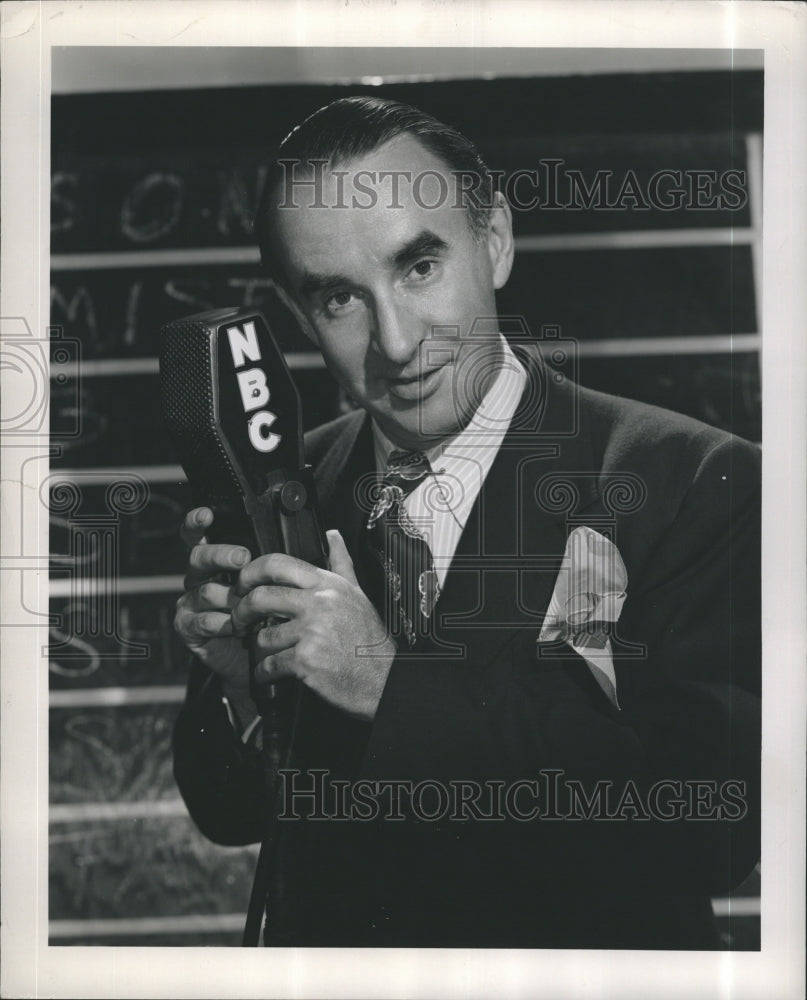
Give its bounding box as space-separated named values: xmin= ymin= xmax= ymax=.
xmin=254 ymin=647 xmax=297 ymax=685
xmin=185 ymin=543 xmax=251 ymax=588
xmin=255 ymin=618 xmax=300 ymax=655
xmin=176 ymin=609 xmax=234 ymax=642
xmin=236 ymin=551 xmax=322 ymax=596
xmin=231 ymin=585 xmax=307 ymax=633
xmin=181 ymin=581 xmax=239 ymax=613
xmin=326 ymin=529 xmax=359 ymax=586
xmin=180 ymin=507 xmax=213 ymax=549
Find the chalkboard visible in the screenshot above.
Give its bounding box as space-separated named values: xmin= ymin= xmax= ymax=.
xmin=49 ymin=69 xmax=762 ymax=947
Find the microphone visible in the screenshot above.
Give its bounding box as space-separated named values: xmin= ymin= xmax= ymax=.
xmin=160 ymin=294 xmax=330 ymax=946
xmin=159 ymin=294 xmax=329 ymax=715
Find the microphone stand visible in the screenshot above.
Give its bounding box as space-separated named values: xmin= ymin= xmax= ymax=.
xmin=240 ymin=472 xmax=328 ymax=947
xmin=242 ymin=666 xmax=303 ymax=947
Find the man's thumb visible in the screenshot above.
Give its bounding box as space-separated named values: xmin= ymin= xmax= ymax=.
xmin=326 ymin=530 xmax=359 ymax=584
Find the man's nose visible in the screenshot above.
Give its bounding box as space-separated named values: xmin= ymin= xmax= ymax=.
xmin=370 ymin=296 xmax=422 ymax=367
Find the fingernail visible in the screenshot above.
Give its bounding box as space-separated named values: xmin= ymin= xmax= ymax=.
xmin=231 ymin=549 xmax=249 ymax=567
xmin=194 ymin=510 xmax=207 ymax=525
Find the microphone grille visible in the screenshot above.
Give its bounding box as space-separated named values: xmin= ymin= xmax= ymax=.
xmin=160 ymin=317 xmax=242 ymax=499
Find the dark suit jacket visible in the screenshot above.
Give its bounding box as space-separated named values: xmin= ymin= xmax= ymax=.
xmin=173 ymin=345 xmax=761 ymax=949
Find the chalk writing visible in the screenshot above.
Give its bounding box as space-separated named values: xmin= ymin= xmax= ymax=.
xmin=51 ymin=172 xmax=80 ymax=234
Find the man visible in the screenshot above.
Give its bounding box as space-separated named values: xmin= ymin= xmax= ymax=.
xmin=172 ymin=97 xmax=760 ymax=948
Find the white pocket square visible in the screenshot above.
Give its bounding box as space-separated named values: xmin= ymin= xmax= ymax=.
xmin=537 ymin=525 xmax=628 ymax=709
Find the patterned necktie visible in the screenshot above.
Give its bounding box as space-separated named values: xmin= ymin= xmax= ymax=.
xmin=366 ymin=450 xmax=440 ymax=647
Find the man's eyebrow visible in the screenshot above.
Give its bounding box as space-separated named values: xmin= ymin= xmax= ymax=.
xmin=296 ymin=230 xmax=449 ymax=299
xmin=389 ymin=230 xmax=449 ymax=269
xmin=297 ymin=270 xmax=351 ymax=299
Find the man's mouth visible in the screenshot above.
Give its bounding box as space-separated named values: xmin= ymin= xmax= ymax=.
xmin=387 ymin=363 xmax=448 ymax=400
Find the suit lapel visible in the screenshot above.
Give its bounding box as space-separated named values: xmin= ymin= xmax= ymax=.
xmin=427 ymin=346 xmax=601 ymax=669
xmin=312 ymin=411 xmax=370 ymax=537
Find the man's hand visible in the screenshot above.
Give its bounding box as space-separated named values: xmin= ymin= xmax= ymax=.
xmin=231 ymin=530 xmax=396 ymax=721
xmin=173 ymin=507 xmax=254 ymax=711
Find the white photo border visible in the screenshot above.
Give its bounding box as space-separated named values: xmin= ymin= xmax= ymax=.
xmin=1 ymin=2 xmax=805 ymax=998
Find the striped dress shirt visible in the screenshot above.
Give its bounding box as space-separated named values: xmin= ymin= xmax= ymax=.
xmin=372 ymin=336 xmax=527 ymax=588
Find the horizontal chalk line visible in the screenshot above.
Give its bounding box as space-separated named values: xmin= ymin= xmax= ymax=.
xmin=49 ymin=913 xmax=246 ymax=938
xmin=54 ymin=351 xmax=324 ymax=377
xmin=50 ymin=685 xmax=186 ymax=708
xmin=50 ymin=228 xmax=756 ymax=271
xmin=48 ymin=901 xmax=759 ymax=938
xmin=711 ymin=897 xmax=761 ymax=918
xmin=52 ymin=246 xmax=261 ymax=270
xmin=516 ymin=227 xmax=755 ymax=252
xmin=50 ymin=799 xmax=188 ymax=823
xmin=50 ymin=574 xmax=184 ymax=597
xmin=50 ymin=464 xmax=186 ymax=483
xmin=49 ymin=334 xmax=760 ymax=380
xmin=578 ymin=333 xmax=759 ymax=357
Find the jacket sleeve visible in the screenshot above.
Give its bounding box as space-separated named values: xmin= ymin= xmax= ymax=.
xmin=615 ymin=433 xmax=761 ymax=892
xmin=172 ymin=657 xmax=269 ymax=846
xmin=361 ymin=433 xmax=761 ymax=896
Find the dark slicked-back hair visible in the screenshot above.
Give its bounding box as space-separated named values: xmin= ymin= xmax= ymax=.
xmin=255 ymin=96 xmax=495 ymax=282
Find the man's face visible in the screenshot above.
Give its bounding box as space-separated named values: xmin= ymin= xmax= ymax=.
xmin=270 ymin=135 xmax=514 ymax=450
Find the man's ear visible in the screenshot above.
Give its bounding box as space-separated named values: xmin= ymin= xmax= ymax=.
xmin=486 ymin=191 xmax=515 ymax=290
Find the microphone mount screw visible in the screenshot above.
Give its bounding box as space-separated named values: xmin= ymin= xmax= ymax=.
xmin=276 ymin=480 xmax=307 ymax=514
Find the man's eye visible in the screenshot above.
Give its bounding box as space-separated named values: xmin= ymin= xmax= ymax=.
xmin=325 ymin=290 xmax=359 ymax=314
xmin=410 ymin=259 xmax=438 ymax=280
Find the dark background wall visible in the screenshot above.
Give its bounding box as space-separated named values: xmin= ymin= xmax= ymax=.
xmin=49 ymin=57 xmax=762 ymax=946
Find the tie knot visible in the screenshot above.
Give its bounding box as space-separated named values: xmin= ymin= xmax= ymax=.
xmin=385 ymin=450 xmax=432 ymax=494
xmin=366 ymin=450 xmax=432 ymax=529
